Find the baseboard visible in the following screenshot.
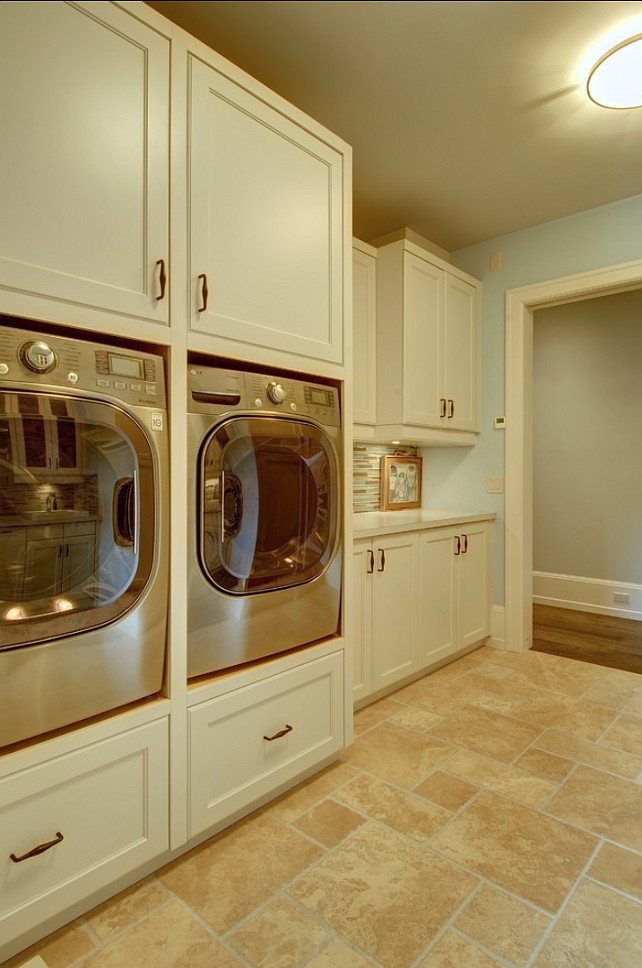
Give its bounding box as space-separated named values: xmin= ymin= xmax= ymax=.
xmin=533 ymin=572 xmax=642 ymax=621
xmin=488 ymin=604 xmax=507 ymax=650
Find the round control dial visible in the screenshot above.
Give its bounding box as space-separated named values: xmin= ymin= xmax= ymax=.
xmin=266 ymin=381 xmax=287 ymax=405
xmin=19 ymin=340 xmax=57 ymax=374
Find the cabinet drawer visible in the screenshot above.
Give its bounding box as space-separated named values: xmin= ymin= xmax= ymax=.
xmin=189 ymin=651 xmax=344 ymax=836
xmin=0 ymin=720 xmax=168 ymax=948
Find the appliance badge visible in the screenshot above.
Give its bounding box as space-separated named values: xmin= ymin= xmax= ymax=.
xmin=151 ymin=412 xmax=164 ymax=432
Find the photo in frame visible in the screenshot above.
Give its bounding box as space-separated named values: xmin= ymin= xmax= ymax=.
xmin=380 ymin=455 xmax=423 ymax=510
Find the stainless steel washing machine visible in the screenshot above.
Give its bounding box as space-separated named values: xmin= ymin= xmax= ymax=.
xmin=187 ymin=362 xmax=342 ymax=679
xmin=0 ymin=323 xmax=169 ymax=748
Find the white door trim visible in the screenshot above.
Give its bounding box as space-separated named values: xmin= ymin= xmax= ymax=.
xmin=504 ymin=258 xmax=642 ymax=651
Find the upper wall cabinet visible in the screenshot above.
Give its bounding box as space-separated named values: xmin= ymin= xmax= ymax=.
xmin=0 ymin=2 xmax=170 ymax=329
xmin=352 ymin=240 xmax=377 ymax=429
xmin=375 ymin=240 xmax=480 ymax=445
xmin=188 ymin=56 xmax=346 ymax=366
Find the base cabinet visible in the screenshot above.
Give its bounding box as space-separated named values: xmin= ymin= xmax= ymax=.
xmin=353 ymin=532 xmax=420 ymax=702
xmin=188 ymin=650 xmax=344 ymax=837
xmin=354 ymin=519 xmax=493 ymax=704
xmin=0 ymin=718 xmax=168 ymax=962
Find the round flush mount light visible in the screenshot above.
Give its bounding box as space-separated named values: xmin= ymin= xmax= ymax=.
xmin=587 ymin=33 xmax=642 ymax=108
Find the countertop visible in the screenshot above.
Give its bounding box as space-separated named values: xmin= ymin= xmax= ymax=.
xmin=353 ymin=508 xmax=496 ymax=538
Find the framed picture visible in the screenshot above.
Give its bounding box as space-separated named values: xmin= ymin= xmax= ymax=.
xmin=380 ymin=455 xmax=423 ymax=511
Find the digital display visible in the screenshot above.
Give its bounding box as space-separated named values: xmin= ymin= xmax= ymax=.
xmin=309 ymin=387 xmax=332 ymax=406
xmin=109 ymin=354 xmax=143 ymax=379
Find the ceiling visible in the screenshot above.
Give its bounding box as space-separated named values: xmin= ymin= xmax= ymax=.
xmin=144 ymin=1 xmax=642 ymax=252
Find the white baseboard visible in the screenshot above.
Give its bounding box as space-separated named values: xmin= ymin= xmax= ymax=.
xmin=533 ymin=572 xmax=642 ymax=621
xmin=488 ymin=604 xmax=507 ymax=650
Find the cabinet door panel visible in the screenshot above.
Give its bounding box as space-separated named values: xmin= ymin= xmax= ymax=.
xmin=0 ymin=2 xmax=169 ymax=322
xmin=418 ymin=528 xmax=458 ymax=663
xmin=190 ymin=58 xmax=343 ymax=363
xmin=444 ymin=276 xmax=477 ymax=431
xmin=458 ymin=523 xmax=492 ymax=647
xmin=403 ymin=253 xmax=443 ymax=426
xmin=353 ymin=246 xmax=377 ymax=425
xmin=372 ymin=534 xmax=419 ymax=689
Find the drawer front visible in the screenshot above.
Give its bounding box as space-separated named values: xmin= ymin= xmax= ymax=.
xmin=189 ymin=651 xmax=344 ymax=836
xmin=0 ymin=720 xmax=168 ymax=947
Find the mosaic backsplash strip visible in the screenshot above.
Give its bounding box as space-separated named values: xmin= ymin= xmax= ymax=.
xmin=353 ymin=443 xmax=419 ymax=512
xmin=0 ymin=476 xmax=99 ymax=518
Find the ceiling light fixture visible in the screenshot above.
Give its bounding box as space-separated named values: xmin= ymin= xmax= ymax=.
xmin=587 ymin=32 xmax=642 ymax=108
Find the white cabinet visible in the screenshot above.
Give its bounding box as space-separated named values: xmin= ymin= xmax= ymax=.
xmin=0 ymin=1 xmax=170 ymax=326
xmin=352 ymin=240 xmax=377 ymax=429
xmin=354 ymin=518 xmax=493 ymax=705
xmin=0 ymin=718 xmax=168 ymax=962
xmin=353 ymin=532 xmax=420 ymax=701
xmin=22 ymin=521 xmax=96 ymax=601
xmin=188 ymin=55 xmax=346 ymax=365
xmin=418 ymin=520 xmax=492 ymax=666
xmin=188 ymin=650 xmax=344 ymax=837
xmin=375 ymin=239 xmax=480 ymax=444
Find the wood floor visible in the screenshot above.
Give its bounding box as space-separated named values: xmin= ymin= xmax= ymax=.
xmin=532 ymin=603 xmax=642 ymax=674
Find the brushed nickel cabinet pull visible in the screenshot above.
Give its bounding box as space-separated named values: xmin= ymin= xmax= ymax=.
xmin=440 ymin=398 xmax=447 ymax=418
xmin=198 ymin=273 xmax=209 ymax=312
xmin=156 ymin=259 xmax=167 ymax=301
xmin=263 ymin=724 xmax=293 ymax=742
xmin=367 ymin=549 xmax=374 ymax=574
xmin=10 ymin=831 xmax=64 ymax=863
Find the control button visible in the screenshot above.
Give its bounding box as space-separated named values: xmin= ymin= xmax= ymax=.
xmin=130 ymin=382 xmax=142 ymax=392
xmin=0 ymin=363 xmax=9 ymax=376
xmin=67 ymin=372 xmax=79 ymax=385
xmin=96 ymin=378 xmax=110 ymax=388
xmin=266 ymin=381 xmax=287 ymax=404
xmin=19 ymin=340 xmax=57 ymax=374
xmin=290 ymin=402 xmax=298 ymax=411
xmin=254 ymin=398 xmax=263 ymax=408
xmin=114 ymin=380 xmax=127 ymax=390
xmin=145 ymin=384 xmax=157 ymax=395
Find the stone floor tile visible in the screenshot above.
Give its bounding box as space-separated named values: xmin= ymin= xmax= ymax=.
xmin=267 ymin=761 xmax=360 ymax=823
xmin=547 ymin=764 xmax=642 ymax=852
xmin=588 ymin=842 xmax=642 ymax=902
xmin=431 ymin=790 xmax=597 ymax=913
xmin=341 ymin=722 xmax=456 ymax=788
xmin=228 ymin=897 xmax=328 ymax=968
xmin=352 ymin=697 xmax=403 ymax=735
xmin=455 ymin=884 xmax=551 ymax=964
xmin=292 ymin=799 xmax=366 ymax=847
xmin=79 ymin=900 xmax=243 ymax=968
xmin=289 ymin=824 xmax=478 ymax=968
xmin=600 ymin=713 xmax=642 ymax=756
xmin=445 ymin=749 xmax=558 ymax=807
xmin=417 ymin=930 xmax=505 ymax=967
xmin=387 ymin=704 xmax=443 ymax=731
xmin=514 ymin=747 xmax=574 ymax=783
xmin=304 ymin=936 xmax=374 ymax=967
xmin=2 ymin=924 xmax=96 ymax=968
xmin=510 ymin=691 xmax=617 ymax=741
xmin=413 ymin=771 xmax=479 ymax=811
xmin=336 ymin=773 xmax=451 ymax=840
xmin=534 ymin=728 xmax=642 ymax=779
xmin=82 ymin=877 xmax=168 ymax=942
xmin=533 ymin=879 xmax=642 ymax=968
xmin=158 ymin=813 xmax=322 ymax=933
xmin=429 ymin=705 xmax=543 ymax=764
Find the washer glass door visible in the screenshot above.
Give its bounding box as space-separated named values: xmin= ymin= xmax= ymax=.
xmin=199 ymin=416 xmax=339 ymax=594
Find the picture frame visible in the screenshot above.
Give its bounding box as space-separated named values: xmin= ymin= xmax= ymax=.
xmin=380 ymin=455 xmax=423 ymax=511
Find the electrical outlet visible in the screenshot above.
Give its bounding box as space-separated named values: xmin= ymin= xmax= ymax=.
xmin=613 ymin=592 xmax=630 ymax=604
xmin=486 ymin=476 xmax=503 ymax=494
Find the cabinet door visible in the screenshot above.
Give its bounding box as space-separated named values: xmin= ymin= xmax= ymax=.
xmin=353 ymin=245 xmax=377 ymax=425
xmin=418 ymin=528 xmax=458 ymax=664
xmin=444 ymin=275 xmax=478 ymax=432
xmin=0 ymin=2 xmax=169 ymax=323
xmin=458 ymin=522 xmax=492 ymax=648
xmin=189 ymin=57 xmax=344 ymax=363
xmin=372 ymin=533 xmax=419 ymax=690
xmin=22 ymin=536 xmax=63 ymax=601
xmin=61 ymin=531 xmax=96 ymax=594
xmin=403 ymin=253 xmax=444 ymax=426
xmin=353 ymin=539 xmax=374 ymax=702
xmin=0 ymin=528 xmax=26 ymax=600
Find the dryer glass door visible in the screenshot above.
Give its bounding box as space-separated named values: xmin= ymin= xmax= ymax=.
xmin=0 ymin=391 xmax=156 ymax=649
xmin=199 ymin=416 xmax=339 ymax=594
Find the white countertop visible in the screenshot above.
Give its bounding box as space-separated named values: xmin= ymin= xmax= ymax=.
xmin=353 ymin=508 xmax=496 ymax=538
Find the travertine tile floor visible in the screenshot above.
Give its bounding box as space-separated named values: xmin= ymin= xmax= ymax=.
xmin=7 ymin=646 xmax=642 ymax=968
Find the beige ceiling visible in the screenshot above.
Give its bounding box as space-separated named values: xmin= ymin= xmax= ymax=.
xmin=145 ymin=0 xmax=642 ymax=251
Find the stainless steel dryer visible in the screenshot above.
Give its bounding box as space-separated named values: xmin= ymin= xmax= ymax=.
xmin=187 ymin=362 xmax=342 ymax=679
xmin=0 ymin=324 xmax=169 ymax=747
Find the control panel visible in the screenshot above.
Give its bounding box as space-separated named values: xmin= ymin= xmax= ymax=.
xmin=0 ymin=326 xmax=166 ymax=408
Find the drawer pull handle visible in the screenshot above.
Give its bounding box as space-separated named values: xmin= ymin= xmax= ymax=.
xmin=263 ymin=724 xmax=293 ymax=742
xmin=10 ymin=831 xmax=64 ymax=863
xmin=156 ymin=258 xmax=167 ymax=301
xmin=198 ymin=273 xmax=209 ymax=312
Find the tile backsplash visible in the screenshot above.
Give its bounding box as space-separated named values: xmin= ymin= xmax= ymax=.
xmin=353 ymin=443 xmax=418 ymax=512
